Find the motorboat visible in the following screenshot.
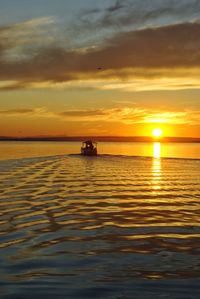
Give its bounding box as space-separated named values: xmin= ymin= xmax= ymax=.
xmin=81 ymin=140 xmax=97 ymax=156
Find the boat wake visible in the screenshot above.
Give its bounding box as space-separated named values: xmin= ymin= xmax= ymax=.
xmin=0 ymin=152 xmax=200 ymax=298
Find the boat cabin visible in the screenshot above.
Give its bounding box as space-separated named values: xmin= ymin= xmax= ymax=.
xmin=81 ymin=140 xmax=97 ymax=156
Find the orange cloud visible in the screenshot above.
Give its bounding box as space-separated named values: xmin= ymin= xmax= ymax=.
xmin=1 ymin=107 xmax=200 ymax=126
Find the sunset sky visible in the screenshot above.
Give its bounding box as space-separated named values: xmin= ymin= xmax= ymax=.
xmin=0 ymin=0 xmax=200 ymax=137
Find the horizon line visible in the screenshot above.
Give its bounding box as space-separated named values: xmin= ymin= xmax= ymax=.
xmin=1 ymin=135 xmax=200 ymax=143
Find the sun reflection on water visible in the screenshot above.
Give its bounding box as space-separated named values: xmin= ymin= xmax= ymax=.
xmin=153 ymin=142 xmax=161 ymax=158
xmin=152 ymin=142 xmax=162 ymax=190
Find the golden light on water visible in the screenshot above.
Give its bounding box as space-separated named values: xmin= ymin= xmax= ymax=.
xmin=153 ymin=142 xmax=161 ymax=158
xmin=152 ymin=142 xmax=162 ymax=190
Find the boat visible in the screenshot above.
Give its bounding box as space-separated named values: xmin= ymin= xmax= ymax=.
xmin=81 ymin=140 xmax=97 ymax=156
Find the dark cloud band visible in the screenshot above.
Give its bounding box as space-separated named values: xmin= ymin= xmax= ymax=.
xmin=0 ymin=21 xmax=200 ymax=88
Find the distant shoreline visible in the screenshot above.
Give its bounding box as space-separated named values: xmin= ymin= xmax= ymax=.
xmin=1 ymin=136 xmax=200 ymax=143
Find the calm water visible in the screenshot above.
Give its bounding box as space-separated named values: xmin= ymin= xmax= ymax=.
xmin=0 ymin=142 xmax=200 ymax=298
xmin=0 ymin=141 xmax=200 ymax=160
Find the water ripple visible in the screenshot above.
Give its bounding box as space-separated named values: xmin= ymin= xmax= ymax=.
xmin=0 ymin=155 xmax=200 ymax=298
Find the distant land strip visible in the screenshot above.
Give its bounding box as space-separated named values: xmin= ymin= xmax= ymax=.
xmin=1 ymin=136 xmax=200 ymax=143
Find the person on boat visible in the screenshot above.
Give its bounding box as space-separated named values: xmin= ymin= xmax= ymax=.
xmin=86 ymin=140 xmax=94 ymax=150
xmin=81 ymin=140 xmax=97 ymax=155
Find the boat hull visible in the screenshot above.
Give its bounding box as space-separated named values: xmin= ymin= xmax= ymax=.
xmin=81 ymin=148 xmax=97 ymax=156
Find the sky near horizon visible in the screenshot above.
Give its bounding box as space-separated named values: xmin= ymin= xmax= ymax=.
xmin=0 ymin=0 xmax=200 ymax=138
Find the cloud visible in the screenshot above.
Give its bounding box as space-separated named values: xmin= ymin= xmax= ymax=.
xmin=107 ymin=0 xmax=125 ymax=13
xmin=0 ymin=19 xmax=200 ymax=91
xmin=85 ymin=22 xmax=200 ymax=69
xmin=0 ymin=81 xmax=29 ymax=90
xmin=83 ymin=0 xmax=125 ymax=18
xmin=1 ymin=106 xmax=199 ymax=126
xmin=0 ymin=108 xmax=35 ymax=115
xmin=57 ymin=107 xmax=200 ymax=126
xmin=0 ymin=108 xmax=46 ymax=116
xmin=0 ymin=16 xmax=56 ymax=43
xmin=0 ymin=16 xmax=58 ymax=61
xmin=96 ymin=73 xmax=200 ymax=92
xmin=1 ymin=69 xmax=200 ymax=93
xmin=67 ymin=0 xmax=200 ymax=56
xmin=81 ymin=0 xmax=200 ymax=32
xmin=57 ymin=109 xmax=107 ymax=118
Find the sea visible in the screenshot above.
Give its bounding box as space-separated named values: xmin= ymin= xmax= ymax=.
xmin=0 ymin=141 xmax=199 ymax=299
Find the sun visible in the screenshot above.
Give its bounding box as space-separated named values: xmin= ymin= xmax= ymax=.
xmin=152 ymin=128 xmax=163 ymax=138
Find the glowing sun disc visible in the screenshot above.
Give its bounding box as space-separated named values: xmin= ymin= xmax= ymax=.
xmin=152 ymin=128 xmax=163 ymax=138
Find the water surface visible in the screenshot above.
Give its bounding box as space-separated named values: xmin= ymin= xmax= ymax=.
xmin=1 ymin=141 xmax=200 ymax=160
xmin=0 ymin=144 xmax=200 ymax=298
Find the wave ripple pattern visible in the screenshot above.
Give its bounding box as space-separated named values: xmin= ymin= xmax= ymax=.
xmin=0 ymin=155 xmax=200 ymax=298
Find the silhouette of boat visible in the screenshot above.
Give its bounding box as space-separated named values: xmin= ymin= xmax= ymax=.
xmin=81 ymin=140 xmax=97 ymax=156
